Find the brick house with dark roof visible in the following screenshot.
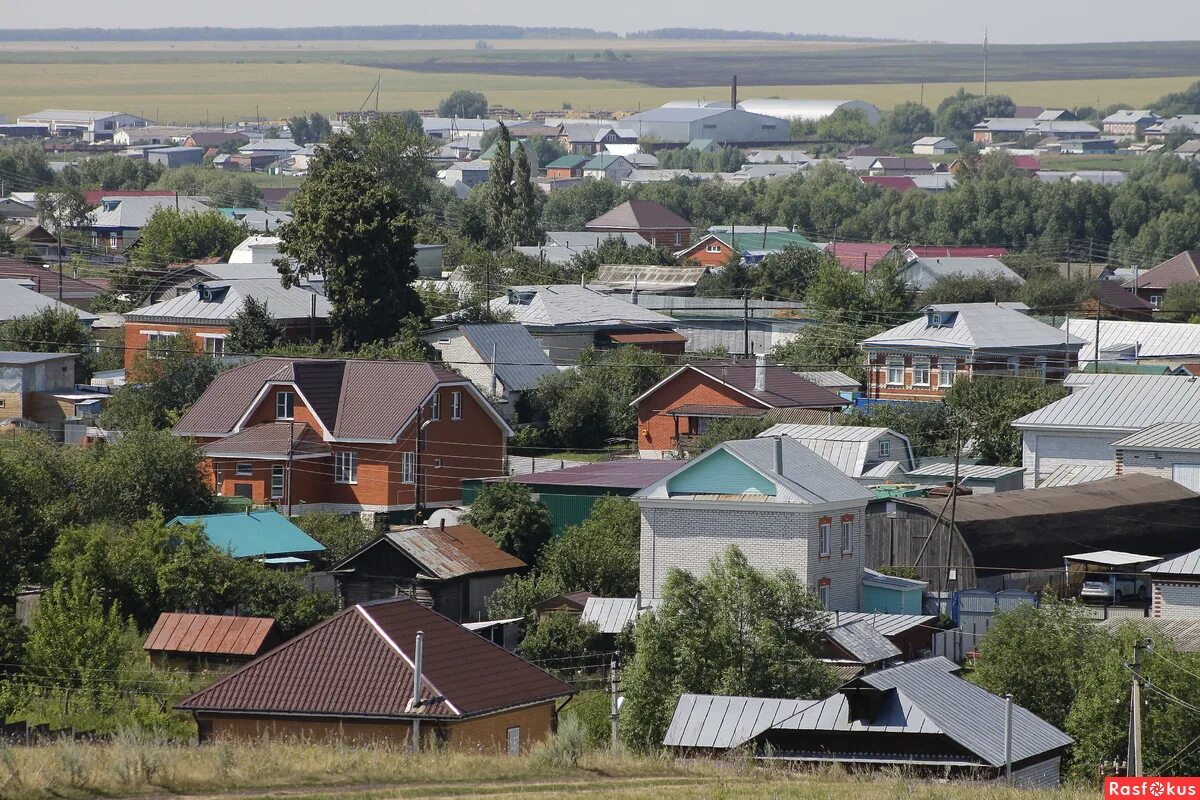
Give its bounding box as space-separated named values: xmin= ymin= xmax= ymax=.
xmin=631 ymin=355 xmax=847 ymax=457
xmin=173 ymin=357 xmax=512 ymax=520
xmin=176 ymin=596 xmax=573 ymax=749
xmin=585 ymin=199 xmax=692 ymax=249
xmin=1124 ymin=251 xmax=1200 ymax=309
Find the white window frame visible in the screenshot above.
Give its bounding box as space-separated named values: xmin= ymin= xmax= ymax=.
xmin=818 ymin=584 xmax=831 ymax=610
xmin=234 ymin=462 xmax=253 ymax=477
xmin=334 ymin=451 xmax=358 ymax=484
xmin=450 ymin=390 xmax=463 ymax=420
xmin=819 ymin=522 xmax=830 ymax=556
xmin=402 ymin=451 xmax=417 ymax=484
xmin=886 ymin=358 xmax=904 ymax=387
xmin=841 ymin=521 xmax=853 ymax=555
xmin=878 ymin=440 xmax=891 ymax=458
xmin=201 ymin=335 xmax=226 ymax=357
xmin=912 ymin=357 xmax=930 ymax=387
xmin=430 ymin=391 xmax=441 ymax=421
xmin=1151 ymin=295 xmax=1163 ymax=309
xmin=270 ymin=464 xmax=285 ymax=499
xmin=705 ymin=244 xmax=722 ymax=253
xmin=1007 ymin=356 xmax=1020 ymax=376
xmin=276 ymin=391 xmax=294 ymax=420
xmin=939 ymin=358 xmax=956 ymax=387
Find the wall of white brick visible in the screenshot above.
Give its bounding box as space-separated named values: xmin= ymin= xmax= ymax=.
xmin=638 ymin=502 xmax=866 ymax=611
xmin=1153 ymin=580 xmax=1200 ymax=618
xmin=1122 ymin=452 xmax=1200 ymax=485
xmin=1022 ymin=430 xmax=1121 ymax=487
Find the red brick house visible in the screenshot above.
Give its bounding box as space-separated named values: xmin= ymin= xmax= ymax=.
xmin=1124 ymin=251 xmax=1200 ymax=309
xmin=823 ymin=242 xmax=902 ymax=273
xmin=585 ymin=200 xmax=691 ymax=249
xmin=631 ymin=356 xmax=847 ymax=457
xmin=173 ymin=357 xmax=512 ymax=520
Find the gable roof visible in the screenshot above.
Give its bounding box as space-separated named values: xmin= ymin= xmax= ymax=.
xmin=124 ymin=279 xmax=330 ymax=324
xmin=901 ymin=257 xmax=1024 ymax=285
xmin=586 ymin=200 xmax=690 ymax=231
xmin=0 ymin=279 xmax=99 ymax=324
xmin=473 ymin=284 xmax=676 ymax=329
xmin=699 ymin=230 xmax=817 ymax=253
xmin=1092 ymin=280 xmax=1152 ymax=312
xmin=176 ymin=596 xmax=574 ymax=719
xmin=145 ymin=612 xmax=280 ymax=658
xmin=822 ymin=242 xmax=899 ymax=273
xmin=170 ymin=510 xmax=326 ymax=559
xmin=199 ymin=421 xmax=331 ymax=460
xmin=1146 ymin=548 xmax=1200 ymax=576
xmin=1063 ymin=319 xmax=1200 ymax=362
xmin=337 ymin=524 xmax=526 ymax=579
xmin=634 ymin=360 xmax=846 ymax=412
xmin=906 ymin=246 xmax=1009 ymax=259
xmin=1124 ymin=251 xmax=1200 ymax=291
xmin=1012 ymin=373 xmax=1200 ymax=431
xmin=663 ymin=693 xmax=819 ymax=749
xmin=862 ymin=303 xmax=1080 ymax=351
xmin=759 ymin=423 xmax=916 ymax=475
xmin=1112 ymin=421 xmax=1200 ymax=451
xmin=456 ymin=323 xmax=558 ymax=392
xmin=545 ymin=154 xmax=590 ymax=170
xmin=0 ymin=258 xmax=104 ymax=301
xmin=89 ymin=195 xmax=210 ymax=229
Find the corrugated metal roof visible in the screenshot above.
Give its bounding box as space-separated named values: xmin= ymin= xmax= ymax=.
xmin=580 ymin=597 xmax=662 ymax=634
xmin=125 ymin=279 xmax=330 ymax=323
xmin=1096 ymin=617 xmax=1200 ymax=651
xmin=0 ymin=279 xmax=99 ymax=323
xmin=506 ymin=459 xmax=680 ymax=489
xmin=472 ymin=284 xmax=677 ymax=329
xmin=177 ymin=596 xmax=574 ymax=719
xmin=863 ymin=303 xmax=1077 ymax=351
xmin=820 ymin=611 xmax=935 ymax=637
xmin=594 ymin=265 xmax=709 ymax=291
xmin=170 ymin=510 xmax=326 ymax=559
xmin=793 ymin=370 xmax=860 ymax=389
xmin=144 ymin=612 xmax=279 ymax=657
xmin=760 ymin=424 xmax=914 ymax=476
xmin=770 ymin=691 xmax=945 ymax=737
xmin=338 ymin=524 xmax=526 ymax=580
xmin=827 ymin=621 xmax=902 ymax=663
xmin=89 ymin=195 xmax=210 ymax=229
xmin=458 ymin=323 xmax=558 ymax=392
xmin=1146 ymin=548 xmax=1200 ymax=576
xmin=663 ymin=694 xmax=818 ymax=749
xmin=200 ymin=422 xmax=331 ymax=459
xmin=1064 ymin=550 xmax=1159 ymax=567
xmin=907 ymin=463 xmax=1026 ymax=480
xmin=1013 ymin=374 xmax=1200 ymax=432
xmin=902 ymin=257 xmax=1023 ymax=284
xmin=1065 ymin=319 xmax=1200 ymax=362
xmin=1039 ymin=463 xmax=1117 ymax=487
xmin=1112 ymin=421 xmax=1200 ymax=451
xmin=676 ymin=361 xmax=847 ymax=410
xmin=1123 ymin=251 xmax=1200 ymax=291
xmin=863 ymin=568 xmax=928 ymax=590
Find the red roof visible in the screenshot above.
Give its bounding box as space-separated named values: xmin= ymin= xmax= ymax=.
xmin=176 ymin=597 xmax=573 ymax=720
xmin=860 ymin=176 xmax=918 ymax=193
xmin=641 ymin=360 xmax=845 ymax=412
xmin=906 ymin=246 xmax=1010 ymax=259
xmin=82 ymin=189 xmax=176 ymax=206
xmin=586 ymin=199 xmax=690 ymax=231
xmin=1010 ymin=155 xmax=1041 ymax=171
xmin=144 ymin=612 xmax=280 ymax=658
xmin=823 ymin=242 xmax=900 ymax=273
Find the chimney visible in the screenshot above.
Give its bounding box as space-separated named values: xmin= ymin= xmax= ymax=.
xmin=439 ymin=517 xmax=445 ymax=531
xmin=774 ymin=435 xmax=784 ymax=474
xmin=730 ymin=75 xmax=738 ymax=108
xmin=755 ymin=352 xmax=767 ymax=392
xmin=634 ymin=590 xmax=642 ymax=610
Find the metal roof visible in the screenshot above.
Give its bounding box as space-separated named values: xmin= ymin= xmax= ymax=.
xmin=1013 ymin=374 xmax=1200 ymax=432
xmin=144 ymin=612 xmax=280 ymax=658
xmin=863 ymin=568 xmax=928 ymax=591
xmin=820 ymin=611 xmax=935 ymax=637
xmin=1112 ymin=421 xmax=1200 ymax=451
xmin=863 ymin=303 xmax=1078 ymax=351
xmin=663 ymin=694 xmax=818 ymax=749
xmin=1122 ymin=251 xmax=1200 ymax=291
xmin=1097 ymin=617 xmax=1200 ymax=652
xmin=0 ymin=351 xmax=76 ymax=365
xmin=1064 ymin=550 xmax=1159 ymax=567
xmin=125 ymin=279 xmax=330 ymax=323
xmin=906 ymin=463 xmax=1026 ymax=480
xmin=636 ymin=361 xmax=846 ymax=413
xmin=902 ymin=257 xmax=1023 ymax=284
xmin=1038 ymin=463 xmax=1117 ymax=487
xmin=457 ymin=323 xmax=558 ymax=392
xmin=769 ymin=690 xmax=944 ymax=737
xmin=503 ymin=459 xmax=681 ymax=490
xmin=1064 ymin=319 xmax=1200 ymax=362
xmin=1145 ymin=548 xmax=1200 ymax=576
xmin=200 ymin=422 xmax=331 ymax=460
xmin=89 ymin=195 xmax=211 ymax=229
xmin=827 ymin=621 xmax=902 ymax=663
xmin=177 ymin=596 xmax=574 ymax=719
xmin=470 ymin=284 xmax=676 ymax=329
xmin=594 ymin=265 xmax=709 ymax=292
xmin=793 ymin=370 xmax=859 ymax=390
xmin=170 ymin=510 xmax=326 ymax=559
xmin=580 ymin=597 xmax=661 ymax=634
xmin=586 ymin=199 xmax=690 ymax=231
xmin=338 ymin=524 xmax=526 ymax=580
xmin=0 ymin=279 xmax=99 ymax=323
xmin=759 ymin=424 xmax=915 ymax=476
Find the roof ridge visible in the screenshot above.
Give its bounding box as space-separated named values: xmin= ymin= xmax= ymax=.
xmin=354 ymin=602 xmax=458 ymax=716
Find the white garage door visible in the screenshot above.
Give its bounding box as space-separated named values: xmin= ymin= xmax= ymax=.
xmin=1172 ymin=464 xmax=1200 ymax=491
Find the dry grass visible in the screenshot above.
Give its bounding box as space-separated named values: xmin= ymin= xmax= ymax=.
xmin=0 ymin=737 xmax=1100 ymax=800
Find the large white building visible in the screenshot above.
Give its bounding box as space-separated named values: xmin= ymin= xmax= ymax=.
xmin=17 ymin=109 xmax=150 ymax=142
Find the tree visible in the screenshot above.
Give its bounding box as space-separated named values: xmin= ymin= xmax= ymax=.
xmin=77 ymin=427 xmax=214 ymax=522
xmin=1162 ymin=282 xmax=1200 ymax=323
xmin=845 ymin=401 xmax=952 ymax=458
xmin=537 ymin=496 xmax=640 ymax=597
xmin=344 ymin=116 xmax=442 ymax=213
xmin=694 ymin=417 xmax=771 ymax=452
xmin=438 ymin=90 xmax=489 ymax=119
xmin=540 ymin=179 xmax=629 ymax=232
xmin=621 ymin=547 xmax=837 ymax=749
xmin=816 ymin=107 xmax=876 ymax=142
xmin=511 ymin=141 xmax=541 ymax=247
xmin=883 ymin=101 xmax=935 ymax=137
xmin=276 ymin=134 xmax=422 ymax=349
xmin=567 ymin=236 xmax=677 ymax=275
xmin=100 ymin=332 xmax=219 ymax=430
xmin=289 ymin=112 xmax=332 ymax=146
xmin=526 ymin=135 xmax=567 ymax=166
xmin=0 ymin=140 xmax=54 ymax=187
xmin=485 ymin=123 xmax=517 ymax=248
xmin=130 ymin=208 xmax=248 ymax=275
xmin=516 ymin=613 xmax=602 ymax=663
xmin=152 ymin=166 xmax=262 ymax=208
xmin=225 ymin=296 xmax=284 ymax=354
xmin=920 ymin=273 xmax=1024 ymax=304
xmin=1152 ymin=80 xmax=1200 ymax=117
xmin=61 ymin=154 xmax=164 ymax=191
xmin=294 ymin=511 xmax=378 ymax=564
xmin=462 ymin=480 xmax=553 ymax=564
xmin=0 ymin=307 xmax=95 ymax=377
xmin=749 ymin=246 xmax=830 ymax=300
xmin=35 ymin=186 xmax=91 ymax=241
xmin=944 ymin=377 xmax=1068 ymax=465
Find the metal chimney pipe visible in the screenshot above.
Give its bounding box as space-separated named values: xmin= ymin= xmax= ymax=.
xmin=411 ymin=630 xmax=424 ymax=753
xmin=731 ymin=75 xmax=738 ymax=109
xmin=755 ymin=352 xmax=767 ymax=392
xmin=774 ymin=435 xmax=783 ymax=475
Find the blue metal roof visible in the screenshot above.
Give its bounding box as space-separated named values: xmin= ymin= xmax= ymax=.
xmin=170 ymin=510 xmax=326 ymax=559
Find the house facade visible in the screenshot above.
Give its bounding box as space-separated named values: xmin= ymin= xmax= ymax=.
xmin=0 ymin=351 xmax=105 ymax=433
xmin=173 ymin=357 xmax=512 ymax=521
xmin=585 ymin=200 xmax=692 ymax=249
xmin=1102 ymin=110 xmax=1159 ymax=137
xmin=1123 ymin=250 xmax=1200 ymax=308
xmin=1146 ymin=550 xmax=1200 ymax=618
xmin=1113 ymin=422 xmax=1200 ymax=492
xmin=861 ymin=304 xmax=1083 ymax=402
xmin=676 ymin=228 xmax=816 ymax=268
xmin=634 ymin=437 xmax=874 ymax=610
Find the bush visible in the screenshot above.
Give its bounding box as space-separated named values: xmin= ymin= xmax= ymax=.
xmin=532 ymin=714 xmax=591 ymax=767
xmin=560 ymin=690 xmax=613 ymax=749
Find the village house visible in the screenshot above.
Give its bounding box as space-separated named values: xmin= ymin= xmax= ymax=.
xmin=675 ymin=227 xmax=816 ymax=267
xmin=1145 ymin=547 xmax=1200 ymax=618
xmin=1123 ymin=250 xmax=1200 ymax=308
xmin=758 ymin=424 xmax=917 ymax=480
xmin=861 ymin=303 xmax=1083 ymax=402
xmin=1062 ymin=318 xmax=1200 ymax=367
xmin=632 ymin=356 xmax=847 ymax=458
xmin=558 ymin=122 xmax=637 ymax=155
xmin=1102 ymin=110 xmax=1160 ymax=137
xmin=543 ymin=154 xmax=590 ymax=179
xmin=634 ymin=436 xmax=874 ymax=609
xmin=0 ymin=257 xmax=105 ymax=309
xmin=1113 ymin=421 xmax=1200 ymax=492
xmin=175 ymin=596 xmax=573 ymax=749
xmin=585 ymin=200 xmax=692 ymax=249
xmin=122 ymin=278 xmax=333 ymax=368
xmin=0 ymin=279 xmax=99 ymax=327
xmin=0 ymin=351 xmax=107 ymax=435
xmin=17 ymin=109 xmax=150 ymax=142
xmin=581 ymin=154 xmax=634 ymax=181
xmin=514 ymin=231 xmax=651 ymax=264
xmin=868 ymin=156 xmax=936 ymax=176
xmin=911 ymin=136 xmax=959 ymax=155
xmin=1144 ymin=116 xmax=1200 ymax=142
xmin=822 ymin=242 xmax=902 ymax=273
xmin=897 ymin=257 xmax=1024 ymax=291
xmin=173 ymin=357 xmax=512 ymax=521
xmin=87 ymin=194 xmax=211 ymax=253
xmin=1075 ymin=281 xmax=1153 ymax=321
xmin=145 ymin=612 xmax=282 ymax=670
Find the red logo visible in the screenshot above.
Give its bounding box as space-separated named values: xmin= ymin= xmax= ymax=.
xmin=1106 ymin=778 xmax=1200 ymax=798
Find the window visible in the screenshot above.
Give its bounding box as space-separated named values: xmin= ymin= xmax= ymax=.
xmin=402 ymin=451 xmax=417 ymax=484
xmin=819 ymin=522 xmax=830 ymax=556
xmin=1007 ymin=357 xmax=1020 ymax=376
xmin=276 ymin=391 xmax=294 ymax=420
xmin=886 ymin=358 xmax=904 ymax=386
xmin=706 ymin=244 xmax=722 ymax=253
xmin=878 ymin=440 xmax=891 ymax=458
xmin=450 ymin=391 xmax=463 ymax=420
xmin=109 ymin=233 xmax=120 ymax=249
xmin=939 ymin=358 xmax=956 ymax=387
xmin=818 ymin=584 xmax=831 ymax=610
xmin=202 ymin=336 xmax=225 ymax=357
xmin=1151 ymin=295 xmax=1164 ymax=309
xmin=335 ymin=451 xmax=358 ymax=484
xmin=841 ymin=521 xmax=853 ymax=554
xmin=430 ymin=391 xmax=441 ymax=421
xmin=270 ymin=465 xmax=285 ymax=499
xmin=674 ymin=232 xmax=682 ymax=246
xmin=234 ymin=462 xmax=252 ymax=476
xmin=912 ymin=358 xmax=930 ymax=387
xmin=1036 ymin=356 xmax=1048 ymax=382
xmin=506 ymin=726 xmax=521 ymax=757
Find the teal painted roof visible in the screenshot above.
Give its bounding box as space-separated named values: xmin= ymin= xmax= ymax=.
xmin=170 ymin=510 xmax=326 ymax=559
xmin=546 ymin=154 xmax=589 ymax=169
xmin=584 ymin=154 xmax=628 ymax=169
xmin=687 ymin=138 xmax=716 ymax=151
xmin=711 ymin=230 xmax=818 ymax=253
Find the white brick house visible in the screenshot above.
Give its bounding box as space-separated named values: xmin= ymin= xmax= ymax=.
xmin=633 ymin=437 xmax=874 ymax=611
xmin=1146 ymin=549 xmax=1200 ymax=618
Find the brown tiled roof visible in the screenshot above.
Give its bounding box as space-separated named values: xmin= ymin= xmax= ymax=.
xmin=823 ymin=243 xmax=900 ymax=273
xmin=174 ymin=357 xmax=467 ymax=441
xmin=200 ymin=422 xmax=331 ymax=459
xmin=144 ymin=612 xmax=280 ymax=658
xmin=586 ymin=199 xmax=690 ymax=231
xmin=686 ymin=360 xmax=847 ymax=410
xmin=176 ymin=597 xmax=573 ymax=719
xmin=1125 ymin=251 xmax=1200 ymax=291
xmin=0 ymin=257 xmax=105 ymax=299
xmin=1093 ymin=280 xmax=1152 ymax=311
xmin=339 ymin=524 xmax=526 ymax=579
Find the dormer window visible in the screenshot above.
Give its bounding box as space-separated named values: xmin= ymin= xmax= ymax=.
xmin=926 ymin=309 xmax=956 ymax=328
xmin=507 ymin=289 xmax=535 ymax=306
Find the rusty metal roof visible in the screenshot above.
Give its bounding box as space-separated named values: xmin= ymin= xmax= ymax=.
xmin=338 ymin=524 xmax=526 ymax=579
xmin=144 ymin=613 xmax=280 ymax=658
xmin=176 ymin=597 xmax=573 ymax=719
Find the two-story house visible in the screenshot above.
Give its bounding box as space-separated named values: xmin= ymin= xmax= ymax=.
xmin=634 ymin=436 xmax=874 ymax=610
xmin=173 ymin=357 xmax=512 ymax=522
xmin=861 ymin=303 xmax=1084 ymax=401
xmin=1123 ymin=251 xmax=1200 ymax=309
xmin=585 ymin=200 xmax=692 ymax=249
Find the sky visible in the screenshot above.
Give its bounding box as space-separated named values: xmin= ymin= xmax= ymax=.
xmin=3 ymin=1 xmax=1200 ymax=44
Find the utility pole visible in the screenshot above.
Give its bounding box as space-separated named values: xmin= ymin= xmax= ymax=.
xmin=742 ymin=290 xmax=750 ymax=359
xmin=609 ymin=654 xmax=620 ymax=751
xmin=1127 ymin=639 xmax=1149 ymax=776
xmin=947 ymin=427 xmax=962 ymax=593
xmin=1004 ymin=693 xmax=1014 ymax=784
xmin=983 ymin=28 xmax=990 ymax=97
xmin=1095 ymin=284 xmax=1102 ymax=374
xmin=56 ymin=224 xmax=63 ymax=302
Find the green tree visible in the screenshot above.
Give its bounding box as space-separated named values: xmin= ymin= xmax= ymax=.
xmin=130 ymin=208 xmax=248 ymax=276
xmin=772 ymin=316 xmax=879 ymax=382
xmin=77 ymin=427 xmax=214 ymax=522
xmin=511 ymin=140 xmax=541 ymax=246
xmin=1152 ymin=80 xmax=1200 ymax=117
xmin=694 ymin=417 xmax=771 ymax=452
xmin=526 ymin=135 xmax=567 ymax=166
xmin=485 ymin=123 xmax=517 ymax=248
xmin=294 ymin=511 xmax=378 ymax=564
xmin=225 ymin=296 xmax=284 ymax=353
xmin=749 ymin=246 xmax=830 ymax=300
xmin=883 ymin=101 xmax=935 ymax=137
xmin=61 ymin=154 xmax=164 ymax=191
xmin=516 ymin=613 xmax=603 ymax=663
xmin=920 ymin=273 xmax=1024 ymax=304
xmin=152 ymin=166 xmax=261 ymax=208
xmin=622 ymin=547 xmax=837 ymax=749
xmin=462 ymin=480 xmax=553 ymax=564
xmin=289 ymin=111 xmax=332 ymax=146
xmin=816 ymin=107 xmax=876 ymax=142
xmin=276 ymin=134 xmax=422 ymax=349
xmin=944 ymin=377 xmax=1068 ymax=465
xmin=35 ymin=186 xmax=91 ymax=241
xmin=0 ymin=140 xmax=54 ymax=187
xmin=345 ymin=116 xmax=442 ymax=213
xmin=438 ymin=90 xmax=489 ymax=119
xmin=844 ymin=402 xmax=952 ymax=458
xmin=0 ymin=307 xmax=95 ymax=378
xmin=538 ymin=496 xmax=640 ymax=597
xmin=100 ymin=332 xmax=219 ymax=430
xmin=1162 ymin=282 xmax=1200 ymax=322
xmin=540 ymin=179 xmax=629 ymax=232
xmin=568 ymin=237 xmax=677 ymax=275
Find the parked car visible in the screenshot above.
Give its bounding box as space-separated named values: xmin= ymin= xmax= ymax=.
xmin=1080 ymin=573 xmax=1148 ymax=604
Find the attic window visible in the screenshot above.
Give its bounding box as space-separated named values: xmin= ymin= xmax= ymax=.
xmin=926 ymin=310 xmax=955 ymax=328
xmin=507 ymin=289 xmax=535 ymax=306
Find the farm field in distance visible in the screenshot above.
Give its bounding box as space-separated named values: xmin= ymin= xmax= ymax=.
xmin=0 ymin=39 xmax=1198 ymax=122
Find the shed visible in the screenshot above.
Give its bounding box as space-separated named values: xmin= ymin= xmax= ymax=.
xmin=862 ymin=568 xmax=927 ymax=615
xmin=144 ymin=612 xmax=281 ymax=668
xmin=169 ymin=510 xmax=326 ymax=561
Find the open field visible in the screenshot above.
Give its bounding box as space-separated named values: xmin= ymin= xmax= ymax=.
xmin=2 ymin=59 xmax=1196 ymax=124
xmin=0 ymin=738 xmax=1096 ymax=800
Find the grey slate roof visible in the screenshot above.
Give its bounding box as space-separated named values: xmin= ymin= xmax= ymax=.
xmin=1063 ymin=319 xmax=1200 ymax=362
xmin=1146 ymin=548 xmax=1200 ymax=576
xmin=580 ymin=597 xmax=661 ymax=634
xmin=820 ymin=611 xmax=934 ymax=637
xmin=827 ymin=621 xmax=902 ymax=663
xmin=759 ymin=424 xmax=916 ymax=475
xmin=862 ymin=303 xmax=1079 ymax=351
xmin=125 ymin=279 xmax=330 ymax=323
xmin=902 ymin=257 xmax=1024 ymax=285
xmin=663 ymin=694 xmax=818 ymax=749
xmin=89 ymin=195 xmax=211 ymax=229
xmin=457 ymin=323 xmax=557 ymax=392
xmin=906 ymin=463 xmax=1026 ymax=481
xmin=1012 ymin=374 xmax=1200 ymax=432
xmin=1112 ymin=421 xmax=1200 ymax=451
xmin=0 ymin=351 xmax=78 ymax=365
xmin=863 ymin=568 xmax=927 ymax=590
xmin=1038 ymin=463 xmax=1117 ymax=487
xmin=0 ymin=279 xmax=99 ymax=324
